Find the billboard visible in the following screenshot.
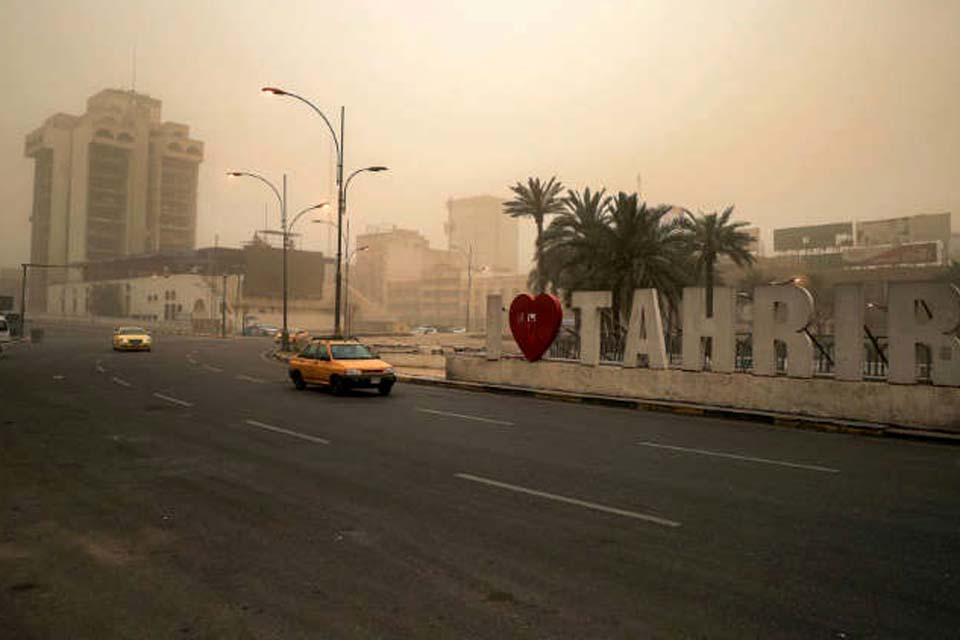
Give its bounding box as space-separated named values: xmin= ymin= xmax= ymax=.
xmin=856 ymin=213 xmax=951 ymax=249
xmin=773 ymin=222 xmax=854 ymax=252
xmin=242 ymin=245 xmax=327 ymax=300
xmin=841 ymin=242 xmax=941 ymax=268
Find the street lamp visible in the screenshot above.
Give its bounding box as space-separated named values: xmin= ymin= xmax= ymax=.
xmin=344 ymin=245 xmax=370 ymax=336
xmin=227 ymin=170 xmax=292 ymax=350
xmin=314 ymin=216 xmax=355 ymax=333
xmin=262 ymin=84 xmax=388 ymax=336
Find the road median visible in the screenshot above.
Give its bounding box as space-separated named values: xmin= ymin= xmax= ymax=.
xmin=269 ymin=349 xmax=958 ymax=444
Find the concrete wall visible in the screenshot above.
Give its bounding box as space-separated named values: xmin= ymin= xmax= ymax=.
xmin=446 ymin=356 xmax=960 ymax=431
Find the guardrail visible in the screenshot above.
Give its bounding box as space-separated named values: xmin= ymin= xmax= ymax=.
xmin=542 ymin=329 xmax=928 ymax=382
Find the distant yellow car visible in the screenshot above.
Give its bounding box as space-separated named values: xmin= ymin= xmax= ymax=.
xmin=274 ymin=328 xmax=310 ymax=349
xmin=112 ymin=326 xmax=152 ymax=352
xmin=288 ymin=338 xmax=396 ymax=396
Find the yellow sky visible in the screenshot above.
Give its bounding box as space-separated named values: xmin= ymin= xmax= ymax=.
xmin=1 ymin=0 xmax=958 ymax=266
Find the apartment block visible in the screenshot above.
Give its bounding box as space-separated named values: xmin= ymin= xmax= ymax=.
xmin=23 ymin=89 xmax=203 ymax=309
xmin=445 ymin=195 xmax=518 ymax=273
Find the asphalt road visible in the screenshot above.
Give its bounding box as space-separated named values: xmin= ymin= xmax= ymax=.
xmin=1 ymin=326 xmax=958 ymax=639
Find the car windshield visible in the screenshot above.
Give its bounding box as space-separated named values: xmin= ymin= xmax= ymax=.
xmin=118 ymin=327 xmax=146 ymax=335
xmin=330 ymin=344 xmax=376 ymax=360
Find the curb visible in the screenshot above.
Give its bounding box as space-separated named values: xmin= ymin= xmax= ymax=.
xmin=397 ymin=375 xmax=960 ymax=446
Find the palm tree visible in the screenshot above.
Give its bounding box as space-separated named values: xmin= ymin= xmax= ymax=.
xmin=680 ymin=206 xmax=755 ymax=317
xmin=601 ymin=192 xmax=688 ymax=327
xmin=503 ymin=176 xmax=566 ymax=294
xmin=538 ymin=186 xmax=611 ymax=301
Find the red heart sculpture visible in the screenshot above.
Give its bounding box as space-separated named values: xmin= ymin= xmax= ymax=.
xmin=509 ymin=293 xmax=563 ymax=362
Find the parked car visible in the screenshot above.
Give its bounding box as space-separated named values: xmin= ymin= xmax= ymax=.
xmin=288 ymin=338 xmax=396 ymax=396
xmin=411 ymin=325 xmax=438 ymax=335
xmin=0 ymin=315 xmax=11 ymax=354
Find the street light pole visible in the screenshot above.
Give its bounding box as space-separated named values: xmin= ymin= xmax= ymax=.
xmin=262 ymin=86 xmax=389 ymax=337
xmin=466 ymin=245 xmax=473 ymax=331
xmin=19 ymin=263 xmax=27 ymax=337
xmin=281 ymin=173 xmax=288 ymax=350
xmin=226 ymin=170 xmax=288 ymax=349
xmin=336 ymin=106 xmax=345 ymax=337
xmin=221 ymin=273 xmax=227 ymax=338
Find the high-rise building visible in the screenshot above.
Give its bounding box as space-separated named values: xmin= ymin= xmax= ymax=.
xmin=445 ymin=195 xmax=518 ymax=273
xmin=23 ymin=89 xmax=203 ymax=309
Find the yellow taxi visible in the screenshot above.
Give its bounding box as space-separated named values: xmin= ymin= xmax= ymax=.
xmin=112 ymin=326 xmax=152 ymax=352
xmin=288 ymin=338 xmax=396 ymax=396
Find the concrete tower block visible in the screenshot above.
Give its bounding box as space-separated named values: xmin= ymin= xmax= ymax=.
xmin=834 ymin=284 xmax=865 ymax=381
xmin=623 ymin=288 xmax=667 ymax=369
xmin=753 ymin=285 xmax=815 ymax=378
xmin=681 ymin=286 xmax=735 ymax=373
xmin=888 ymin=282 xmax=960 ymax=386
xmin=485 ymin=294 xmax=502 ymax=361
xmin=572 ymin=291 xmax=611 ymax=366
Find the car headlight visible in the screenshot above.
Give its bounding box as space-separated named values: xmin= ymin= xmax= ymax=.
xmin=384 ymin=367 xmax=394 ymax=374
xmin=345 ymin=368 xmax=361 ymax=376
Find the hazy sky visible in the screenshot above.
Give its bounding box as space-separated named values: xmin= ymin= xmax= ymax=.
xmin=1 ymin=0 xmax=958 ymax=269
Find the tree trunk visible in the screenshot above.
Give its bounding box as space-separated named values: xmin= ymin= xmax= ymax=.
xmin=705 ymin=256 xmax=715 ymax=319
xmin=535 ymin=217 xmax=545 ymax=294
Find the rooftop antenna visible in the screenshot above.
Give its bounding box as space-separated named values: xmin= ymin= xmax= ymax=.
xmin=130 ymin=43 xmax=137 ymax=93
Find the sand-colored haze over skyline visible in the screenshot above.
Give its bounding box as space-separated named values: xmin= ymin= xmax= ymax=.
xmin=1 ymin=0 xmax=958 ymax=268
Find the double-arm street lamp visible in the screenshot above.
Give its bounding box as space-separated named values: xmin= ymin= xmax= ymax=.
xmin=227 ymin=170 xmax=327 ymax=350
xmin=261 ymin=85 xmax=387 ymax=336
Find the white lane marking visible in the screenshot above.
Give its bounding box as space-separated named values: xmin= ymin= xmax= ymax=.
xmin=416 ymin=407 xmax=514 ymax=426
xmin=455 ymin=473 xmax=680 ymax=528
xmin=52 ymin=374 xmax=65 ymax=381
xmin=111 ymin=377 xmax=132 ymax=387
xmin=236 ymin=374 xmax=266 ymax=384
xmin=243 ymin=419 xmax=330 ymax=445
xmin=203 ymin=364 xmax=223 ymax=373
xmin=95 ymin=360 xmax=106 ymax=373
xmin=637 ymin=442 xmax=840 ymax=473
xmin=152 ymin=392 xmax=194 ymax=408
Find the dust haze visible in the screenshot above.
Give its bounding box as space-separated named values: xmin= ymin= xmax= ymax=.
xmin=1 ymin=0 xmax=958 ymax=265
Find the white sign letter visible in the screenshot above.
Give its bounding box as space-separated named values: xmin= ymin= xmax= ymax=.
xmin=753 ymin=285 xmax=815 ymax=378
xmin=888 ymin=282 xmax=960 ymax=386
xmin=572 ymin=291 xmax=612 ymax=366
xmin=623 ymin=289 xmax=667 ymax=369
xmin=834 ymin=284 xmax=864 ymax=381
xmin=681 ymin=287 xmax=735 ymax=373
xmin=485 ymin=294 xmax=502 ymax=361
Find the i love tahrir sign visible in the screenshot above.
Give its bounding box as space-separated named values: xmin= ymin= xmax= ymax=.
xmin=502 ymin=282 xmax=960 ymax=387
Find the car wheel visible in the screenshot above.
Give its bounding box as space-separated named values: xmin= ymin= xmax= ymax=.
xmin=330 ymin=376 xmax=346 ymax=396
xmin=291 ymin=371 xmax=307 ymax=390
xmin=378 ymin=382 xmax=393 ymax=397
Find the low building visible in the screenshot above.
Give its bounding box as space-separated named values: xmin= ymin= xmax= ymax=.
xmin=36 ymin=243 xmax=337 ymax=333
